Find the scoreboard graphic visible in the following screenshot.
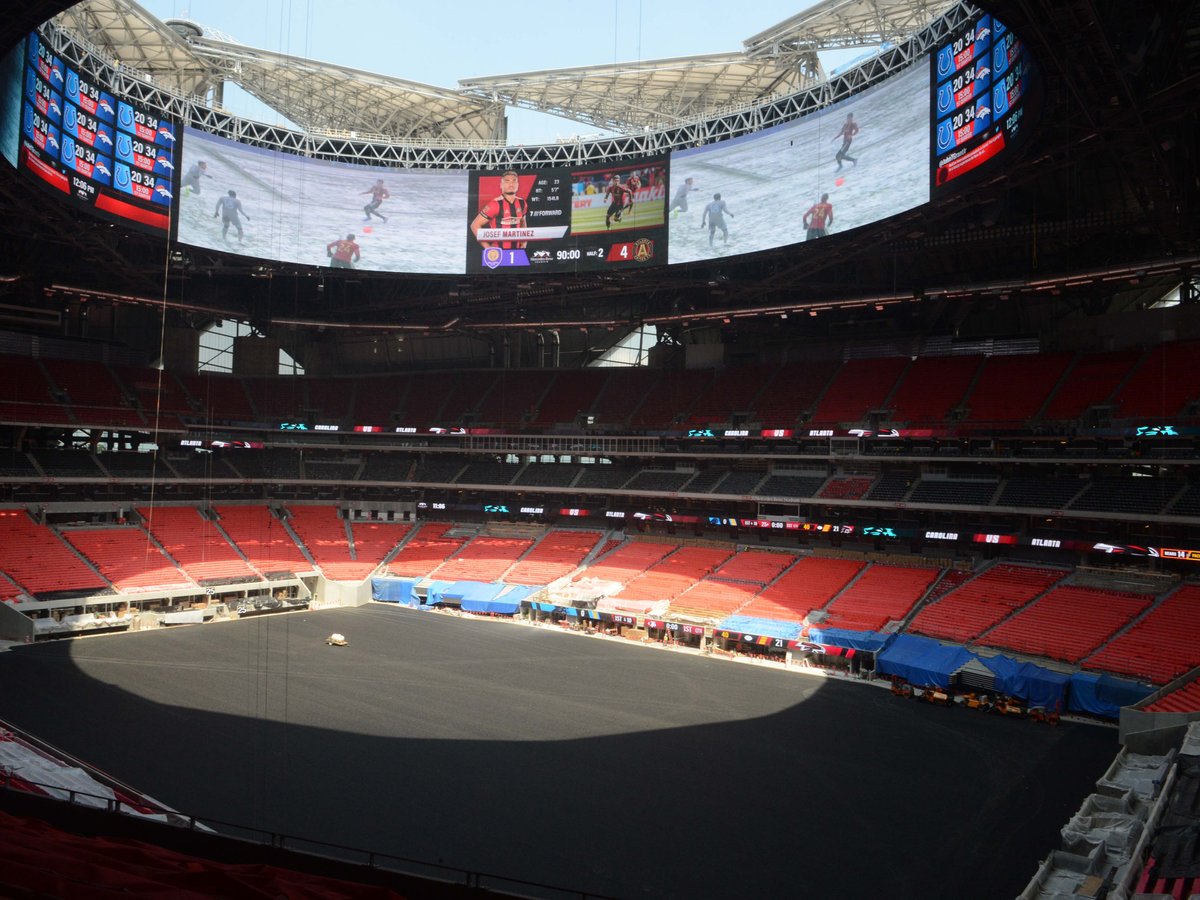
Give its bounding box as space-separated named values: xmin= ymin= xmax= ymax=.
xmin=465 ymin=156 xmax=668 ymax=274
xmin=19 ymin=30 xmax=175 ymax=233
xmin=931 ymin=14 xmax=1037 ymax=189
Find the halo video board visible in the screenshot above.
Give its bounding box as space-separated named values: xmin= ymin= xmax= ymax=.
xmin=18 ymin=30 xmax=175 ymax=233
xmin=3 ymin=12 xmax=1039 ymax=271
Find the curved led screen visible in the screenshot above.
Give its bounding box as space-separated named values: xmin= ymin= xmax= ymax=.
xmin=668 ymin=62 xmax=930 ymax=264
xmin=5 ymin=10 xmax=1035 ymax=272
xmin=176 ymin=128 xmax=467 ymax=274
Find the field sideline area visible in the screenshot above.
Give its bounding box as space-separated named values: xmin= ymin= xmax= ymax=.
xmin=0 ymin=604 xmax=1118 ymax=899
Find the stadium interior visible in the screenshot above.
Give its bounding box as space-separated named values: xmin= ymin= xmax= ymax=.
xmin=0 ymin=0 xmax=1199 ymax=897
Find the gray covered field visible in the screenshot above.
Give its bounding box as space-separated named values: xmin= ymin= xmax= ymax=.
xmin=0 ymin=604 xmax=1117 ymax=900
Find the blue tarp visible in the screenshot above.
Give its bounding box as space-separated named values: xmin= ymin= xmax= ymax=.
xmin=806 ymin=627 xmax=893 ymax=653
xmin=501 ymin=585 xmax=539 ymax=605
xmin=1068 ymin=672 xmax=1155 ymax=719
xmin=980 ymin=655 xmax=1071 ymax=710
xmin=428 ymin=581 xmax=510 ymax=613
xmin=371 ymin=577 xmax=418 ymax=606
xmin=422 ymin=580 xmax=455 ymax=605
xmin=717 ymin=616 xmax=803 ymax=641
xmin=876 ymin=634 xmax=974 ymax=688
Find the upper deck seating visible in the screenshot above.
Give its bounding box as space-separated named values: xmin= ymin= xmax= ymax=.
xmin=1040 ymin=350 xmax=1140 ymax=421
xmin=590 ymin=369 xmax=658 ymax=429
xmin=685 ymin=365 xmax=772 ymax=427
xmin=753 ymin=360 xmax=840 ymax=429
xmin=530 ymin=370 xmax=607 ymax=428
xmin=1112 ymin=340 xmax=1200 ymax=419
xmin=810 ymin=357 xmax=908 ymax=426
xmin=887 ymin=356 xmax=981 ymax=425
xmin=472 ymin=371 xmax=549 ymax=429
xmin=963 ymin=352 xmax=1073 ymax=425
xmin=629 ymin=370 xmax=712 ymax=429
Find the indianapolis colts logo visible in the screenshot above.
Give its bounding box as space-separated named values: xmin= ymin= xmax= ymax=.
xmin=937 ymin=46 xmax=954 ymax=79
xmin=937 ymin=120 xmax=954 ymax=153
xmin=937 ymin=83 xmax=953 ymax=115
xmin=992 ymin=85 xmax=1009 ymax=117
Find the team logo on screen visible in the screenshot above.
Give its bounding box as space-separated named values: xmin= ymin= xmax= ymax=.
xmin=633 ymin=238 xmax=654 ymax=262
xmin=482 ymin=247 xmax=503 ymax=269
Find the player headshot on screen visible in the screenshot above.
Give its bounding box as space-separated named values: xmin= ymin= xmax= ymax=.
xmin=326 ymin=233 xmax=361 ymax=269
xmin=471 ymin=170 xmax=528 ymax=248
xmin=803 ymin=193 xmax=834 ymax=239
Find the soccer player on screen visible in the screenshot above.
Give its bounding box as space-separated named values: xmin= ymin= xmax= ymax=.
xmin=803 ymin=193 xmax=833 ymax=240
xmin=669 ymin=176 xmax=697 ymax=216
xmin=362 ymin=179 xmax=390 ymax=222
xmin=701 ymin=193 xmax=733 ymax=247
xmin=213 ymin=190 xmax=249 ymax=242
xmin=326 ymin=233 xmax=361 ymax=269
xmin=624 ymin=174 xmax=641 ymax=216
xmin=471 ymin=170 xmax=528 ymax=248
xmin=181 ymin=160 xmax=212 ymax=195
xmin=832 ymin=112 xmax=860 ymax=170
xmin=604 ymin=175 xmax=633 ymax=229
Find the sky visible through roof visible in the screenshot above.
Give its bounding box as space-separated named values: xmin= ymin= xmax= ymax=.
xmin=137 ymin=0 xmax=868 ymax=144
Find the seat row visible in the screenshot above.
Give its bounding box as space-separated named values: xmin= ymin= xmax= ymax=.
xmin=4 ymin=341 xmax=1200 ymax=431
